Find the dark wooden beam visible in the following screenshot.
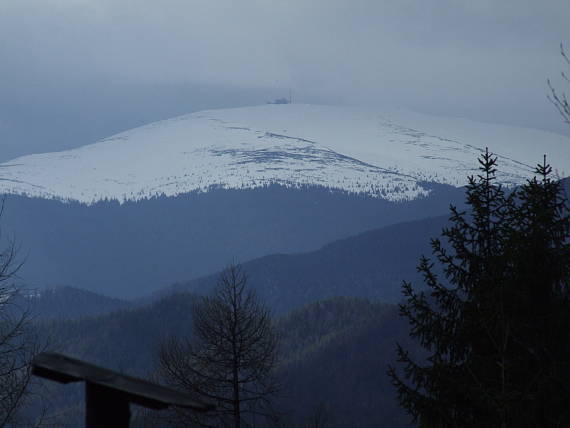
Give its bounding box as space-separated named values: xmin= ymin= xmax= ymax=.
xmin=32 ymin=352 xmax=214 ymax=427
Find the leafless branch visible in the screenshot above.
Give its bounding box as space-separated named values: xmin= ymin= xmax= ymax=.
xmin=0 ymin=198 xmax=46 ymax=427
xmin=547 ymin=43 xmax=570 ymax=125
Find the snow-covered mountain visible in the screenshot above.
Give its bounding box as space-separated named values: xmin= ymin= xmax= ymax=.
xmin=2 ymin=104 xmax=568 ymax=205
xmin=2 ymin=104 xmax=570 ymax=298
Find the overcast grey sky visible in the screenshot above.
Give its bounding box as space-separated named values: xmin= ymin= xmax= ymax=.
xmin=0 ymin=0 xmax=569 ymax=162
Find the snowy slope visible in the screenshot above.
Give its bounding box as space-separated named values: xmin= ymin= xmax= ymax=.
xmin=1 ymin=104 xmax=569 ymax=204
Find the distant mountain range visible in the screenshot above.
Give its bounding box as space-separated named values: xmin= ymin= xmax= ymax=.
xmin=160 ymin=214 xmax=449 ymax=315
xmin=1 ymin=184 xmax=461 ymax=298
xmin=24 ymin=212 xmax=447 ymax=319
xmin=1 ymin=104 xmax=567 ymax=298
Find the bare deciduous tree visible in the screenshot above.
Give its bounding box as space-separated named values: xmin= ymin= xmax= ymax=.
xmin=548 ymin=43 xmax=570 ymax=125
xmin=157 ymin=264 xmax=280 ymax=428
xmin=0 ymin=200 xmax=39 ymax=427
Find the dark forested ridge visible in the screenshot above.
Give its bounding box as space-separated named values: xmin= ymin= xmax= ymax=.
xmin=20 ymin=212 xmax=450 ymax=321
xmin=278 ymin=297 xmax=416 ymax=428
xmin=18 ymin=179 xmax=569 ymax=319
xmin=0 ymin=182 xmax=464 ymax=298
xmin=158 ymin=214 xmax=449 ymax=315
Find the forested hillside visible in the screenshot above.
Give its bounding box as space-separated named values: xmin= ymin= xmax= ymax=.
xmin=32 ymin=295 xmax=415 ymax=427
xmin=1 ymin=183 xmax=462 ymax=298
xmin=160 ymin=214 xmax=450 ymax=314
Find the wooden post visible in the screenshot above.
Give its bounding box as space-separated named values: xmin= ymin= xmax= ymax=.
xmin=85 ymin=382 xmax=131 ymax=428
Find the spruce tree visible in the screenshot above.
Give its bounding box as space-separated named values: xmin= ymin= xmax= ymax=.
xmin=387 ymin=150 xmax=570 ymax=428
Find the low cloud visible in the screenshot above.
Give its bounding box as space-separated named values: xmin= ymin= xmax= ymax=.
xmin=0 ymin=0 xmax=569 ymax=160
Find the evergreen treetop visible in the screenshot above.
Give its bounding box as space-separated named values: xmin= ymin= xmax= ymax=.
xmin=388 ymin=149 xmax=570 ymax=428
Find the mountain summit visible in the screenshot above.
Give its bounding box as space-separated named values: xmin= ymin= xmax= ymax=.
xmin=2 ymin=104 xmax=568 ymax=205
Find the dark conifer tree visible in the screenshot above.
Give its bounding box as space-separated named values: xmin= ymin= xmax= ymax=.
xmin=387 ymin=150 xmax=570 ymax=428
